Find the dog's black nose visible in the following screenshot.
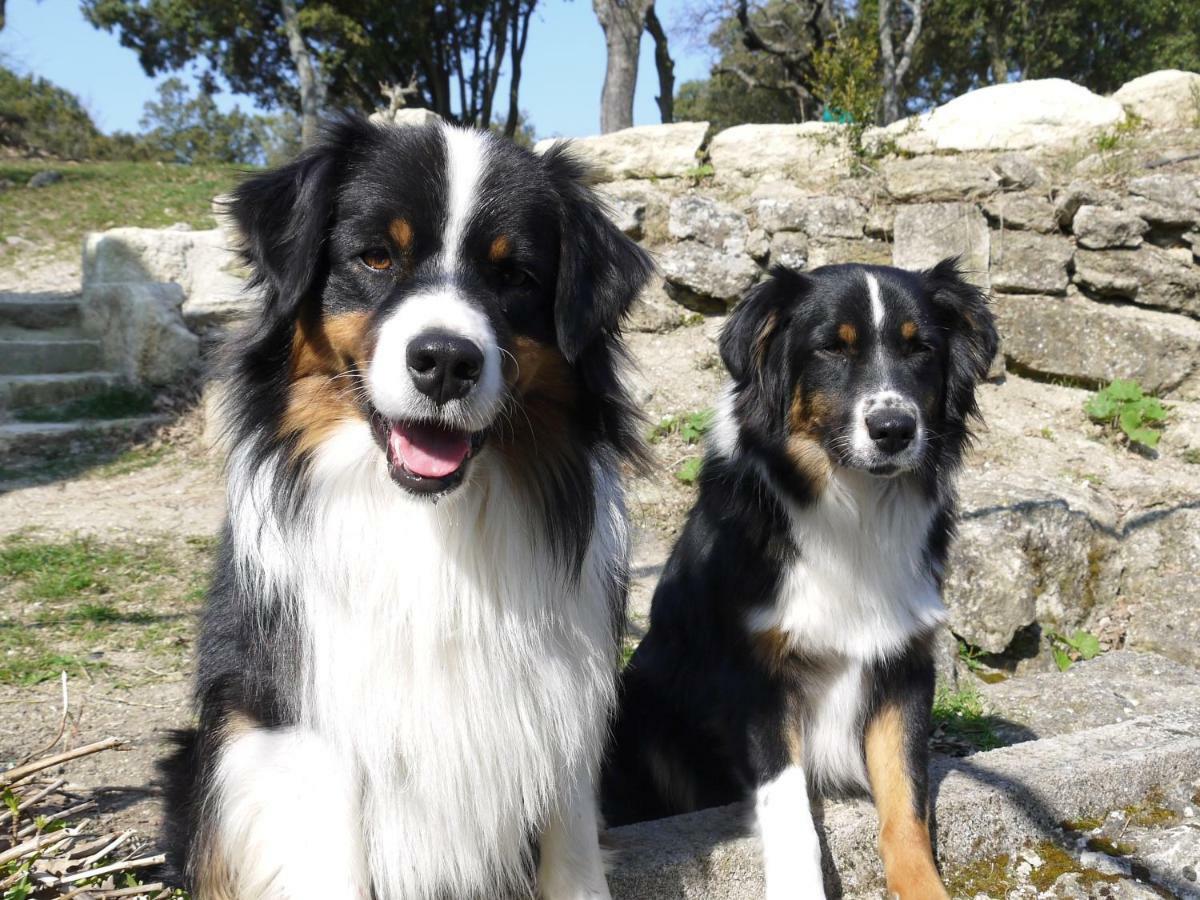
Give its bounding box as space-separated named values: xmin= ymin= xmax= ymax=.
xmin=406 ymin=331 xmax=483 ymax=404
xmin=865 ymin=408 xmax=917 ymax=454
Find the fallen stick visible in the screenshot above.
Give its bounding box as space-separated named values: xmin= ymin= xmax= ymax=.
xmin=0 ymin=778 xmax=66 ymax=826
xmin=0 ymin=830 xmax=74 ymax=866
xmin=0 ymin=738 xmax=125 ymax=788
xmin=62 ymin=883 xmax=166 ymax=899
xmin=57 ymin=853 xmax=167 ymax=886
xmin=15 ymin=800 xmax=96 ymax=839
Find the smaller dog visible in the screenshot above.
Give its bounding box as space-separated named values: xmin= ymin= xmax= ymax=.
xmin=602 ymin=261 xmax=998 ymax=899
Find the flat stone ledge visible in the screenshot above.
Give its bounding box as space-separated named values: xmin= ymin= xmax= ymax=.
xmin=605 ymin=708 xmax=1200 ymax=898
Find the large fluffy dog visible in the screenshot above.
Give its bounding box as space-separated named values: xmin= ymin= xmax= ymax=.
xmin=162 ymin=117 xmax=651 ymax=899
xmin=602 ymin=262 xmax=998 ymax=898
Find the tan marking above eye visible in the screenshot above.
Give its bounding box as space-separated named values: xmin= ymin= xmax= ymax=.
xmin=389 ymin=218 xmax=414 ymax=251
xmin=489 ymin=234 xmax=512 ymax=263
xmin=901 ymin=321 xmax=919 ymax=340
xmin=838 ymin=323 xmax=858 ymax=345
xmin=360 ymin=249 xmax=393 ymax=271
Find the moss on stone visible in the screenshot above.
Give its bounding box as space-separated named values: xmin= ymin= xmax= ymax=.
xmin=944 ymin=852 xmax=1013 ymax=897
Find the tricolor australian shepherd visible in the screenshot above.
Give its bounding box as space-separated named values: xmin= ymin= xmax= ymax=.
xmin=602 ymin=261 xmax=998 ymax=898
xmin=162 ymin=117 xmax=651 ymax=899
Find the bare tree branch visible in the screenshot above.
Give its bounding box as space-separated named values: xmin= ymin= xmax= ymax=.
xmin=644 ymin=3 xmax=675 ymax=123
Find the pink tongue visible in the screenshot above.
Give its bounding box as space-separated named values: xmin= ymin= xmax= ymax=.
xmin=389 ymin=422 xmax=471 ymax=479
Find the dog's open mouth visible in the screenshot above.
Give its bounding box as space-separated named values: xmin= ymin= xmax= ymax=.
xmin=372 ymin=415 xmax=486 ymax=495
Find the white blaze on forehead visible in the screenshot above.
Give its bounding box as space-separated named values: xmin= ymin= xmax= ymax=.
xmin=865 ymin=271 xmax=884 ymax=329
xmin=440 ymin=124 xmax=489 ymax=272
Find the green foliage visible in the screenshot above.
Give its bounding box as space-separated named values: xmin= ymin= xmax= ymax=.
xmin=1084 ymin=379 xmax=1168 ymax=449
xmin=673 ymin=1 xmax=813 ymax=130
xmin=0 ymin=534 xmax=211 ymax=685
xmin=0 ymin=159 xmax=239 ymax=263
xmin=0 ymin=65 xmax=108 ymax=159
xmin=648 ymin=410 xmax=714 ymax=445
xmin=913 ymin=0 xmax=1200 ymax=110
xmin=1093 ymin=111 xmax=1144 ymax=152
xmin=811 ymin=20 xmax=882 ymax=153
xmin=675 ymin=456 xmax=704 ymax=485
xmin=140 ymin=78 xmax=266 ymax=165
xmin=932 ymin=683 xmax=1002 ymax=751
xmin=1046 ymin=630 xmax=1102 ymax=671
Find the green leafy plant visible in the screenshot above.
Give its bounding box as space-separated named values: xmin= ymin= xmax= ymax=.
xmin=932 ymin=684 xmax=1002 ymax=752
xmin=1084 ymin=379 xmax=1168 ymax=449
xmin=1093 ymin=111 xmax=1144 ymax=152
xmin=675 ymin=456 xmax=704 ymax=485
xmin=683 ymin=163 xmax=715 ymax=181
xmin=648 ymin=409 xmax=714 ymax=446
xmin=1046 ymin=630 xmax=1102 ymax=672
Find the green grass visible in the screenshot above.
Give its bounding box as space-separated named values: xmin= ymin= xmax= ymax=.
xmin=0 ymin=533 xmax=212 ymax=685
xmin=13 ymin=386 xmax=156 ymax=423
xmin=0 ymin=159 xmax=245 ymax=264
xmin=932 ymin=683 xmax=1003 ymax=752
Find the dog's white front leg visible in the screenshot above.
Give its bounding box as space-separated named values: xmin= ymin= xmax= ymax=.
xmin=756 ymin=765 xmax=827 ymax=899
xmin=537 ymin=763 xmax=612 ymax=900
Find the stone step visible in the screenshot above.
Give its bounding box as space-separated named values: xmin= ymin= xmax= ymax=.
xmin=0 ymin=415 xmax=169 ymax=457
xmin=606 ymin=706 xmax=1200 ymax=899
xmin=0 ymin=338 xmax=104 ymax=375
xmin=0 ymin=372 xmax=125 ymax=411
xmin=0 ymin=298 xmax=81 ymax=331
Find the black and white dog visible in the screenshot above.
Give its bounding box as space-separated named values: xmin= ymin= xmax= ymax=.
xmin=162 ymin=117 xmax=651 ymax=899
xmin=602 ymin=262 xmax=998 ymax=899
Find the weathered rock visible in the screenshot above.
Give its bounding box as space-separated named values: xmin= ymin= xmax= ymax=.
xmin=883 ymin=156 xmax=1000 ymax=202
xmin=1113 ymin=69 xmax=1200 ymax=131
xmin=83 ymin=227 xmax=251 ymax=328
xmin=870 ymin=79 xmax=1125 ymax=154
xmin=607 ymin=710 xmax=1200 ymax=899
xmin=983 ymin=193 xmax=1058 ymax=233
xmin=709 ymin=123 xmax=851 ymax=187
xmin=599 ymin=193 xmax=645 ymax=239
xmin=993 ymin=291 xmax=1200 ymax=399
xmin=750 ymin=191 xmax=866 ymax=238
xmin=744 ymin=228 xmax=770 ymax=262
xmin=992 ymin=153 xmax=1048 ymax=190
xmin=807 ymin=237 xmax=892 ymax=269
xmin=27 ymin=170 xmax=63 ymax=189
xmin=977 ymin=651 xmax=1200 ymax=743
xmin=991 ymin=230 xmax=1073 ymax=294
xmin=1124 ymin=197 xmax=1200 ymax=229
xmin=367 ymin=107 xmax=441 ymax=128
xmin=536 ymin=122 xmax=709 ymax=181
xmin=1055 ymin=180 xmax=1121 ymax=228
xmin=864 ymin=206 xmax=894 ymax=239
xmin=1129 ymin=173 xmax=1200 ymax=211
xmin=1122 ymin=506 xmax=1200 ymax=668
xmin=947 ymin=470 xmax=1116 ymax=653
xmin=80 ymin=282 xmax=199 ymax=385
xmin=668 ymin=195 xmax=750 ymax=254
xmin=1073 ymin=205 xmax=1149 ymax=249
xmin=658 ymin=242 xmax=760 ymax=310
xmin=892 ymin=203 xmax=990 ymax=290
xmin=768 ymin=232 xmax=808 ymax=270
xmin=627 ymin=276 xmax=690 ymax=333
xmin=1074 ymin=245 xmax=1200 ymax=317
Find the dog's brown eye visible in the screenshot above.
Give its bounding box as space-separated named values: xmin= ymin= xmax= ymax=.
xmin=360 ymin=249 xmax=393 ymax=271
xmin=499 ymin=267 xmax=531 ymax=289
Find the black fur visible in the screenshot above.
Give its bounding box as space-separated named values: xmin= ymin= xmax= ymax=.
xmin=160 ymin=117 xmax=651 ymax=893
xmin=602 ymin=261 xmax=997 ymax=831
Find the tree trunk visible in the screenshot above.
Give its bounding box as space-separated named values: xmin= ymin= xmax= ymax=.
xmin=593 ymin=0 xmax=652 ymax=133
xmin=280 ymin=0 xmax=324 ymax=147
xmin=878 ymin=0 xmax=923 ymax=124
xmin=504 ymin=1 xmax=535 ymax=137
xmin=644 ymin=3 xmax=674 ymax=124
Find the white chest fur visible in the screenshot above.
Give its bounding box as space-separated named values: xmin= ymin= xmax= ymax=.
xmin=228 ymin=423 xmax=624 ymax=898
xmin=748 ymin=468 xmax=947 ymax=790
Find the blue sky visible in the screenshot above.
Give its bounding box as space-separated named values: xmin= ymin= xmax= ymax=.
xmin=0 ymin=0 xmax=713 ymax=139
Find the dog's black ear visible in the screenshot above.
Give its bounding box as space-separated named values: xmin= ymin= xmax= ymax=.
xmin=925 ymin=257 xmax=999 ymax=420
xmin=228 ymin=117 xmax=368 ymax=324
xmin=720 ymin=266 xmax=807 ymax=383
xmin=544 ymin=145 xmax=653 ymax=363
